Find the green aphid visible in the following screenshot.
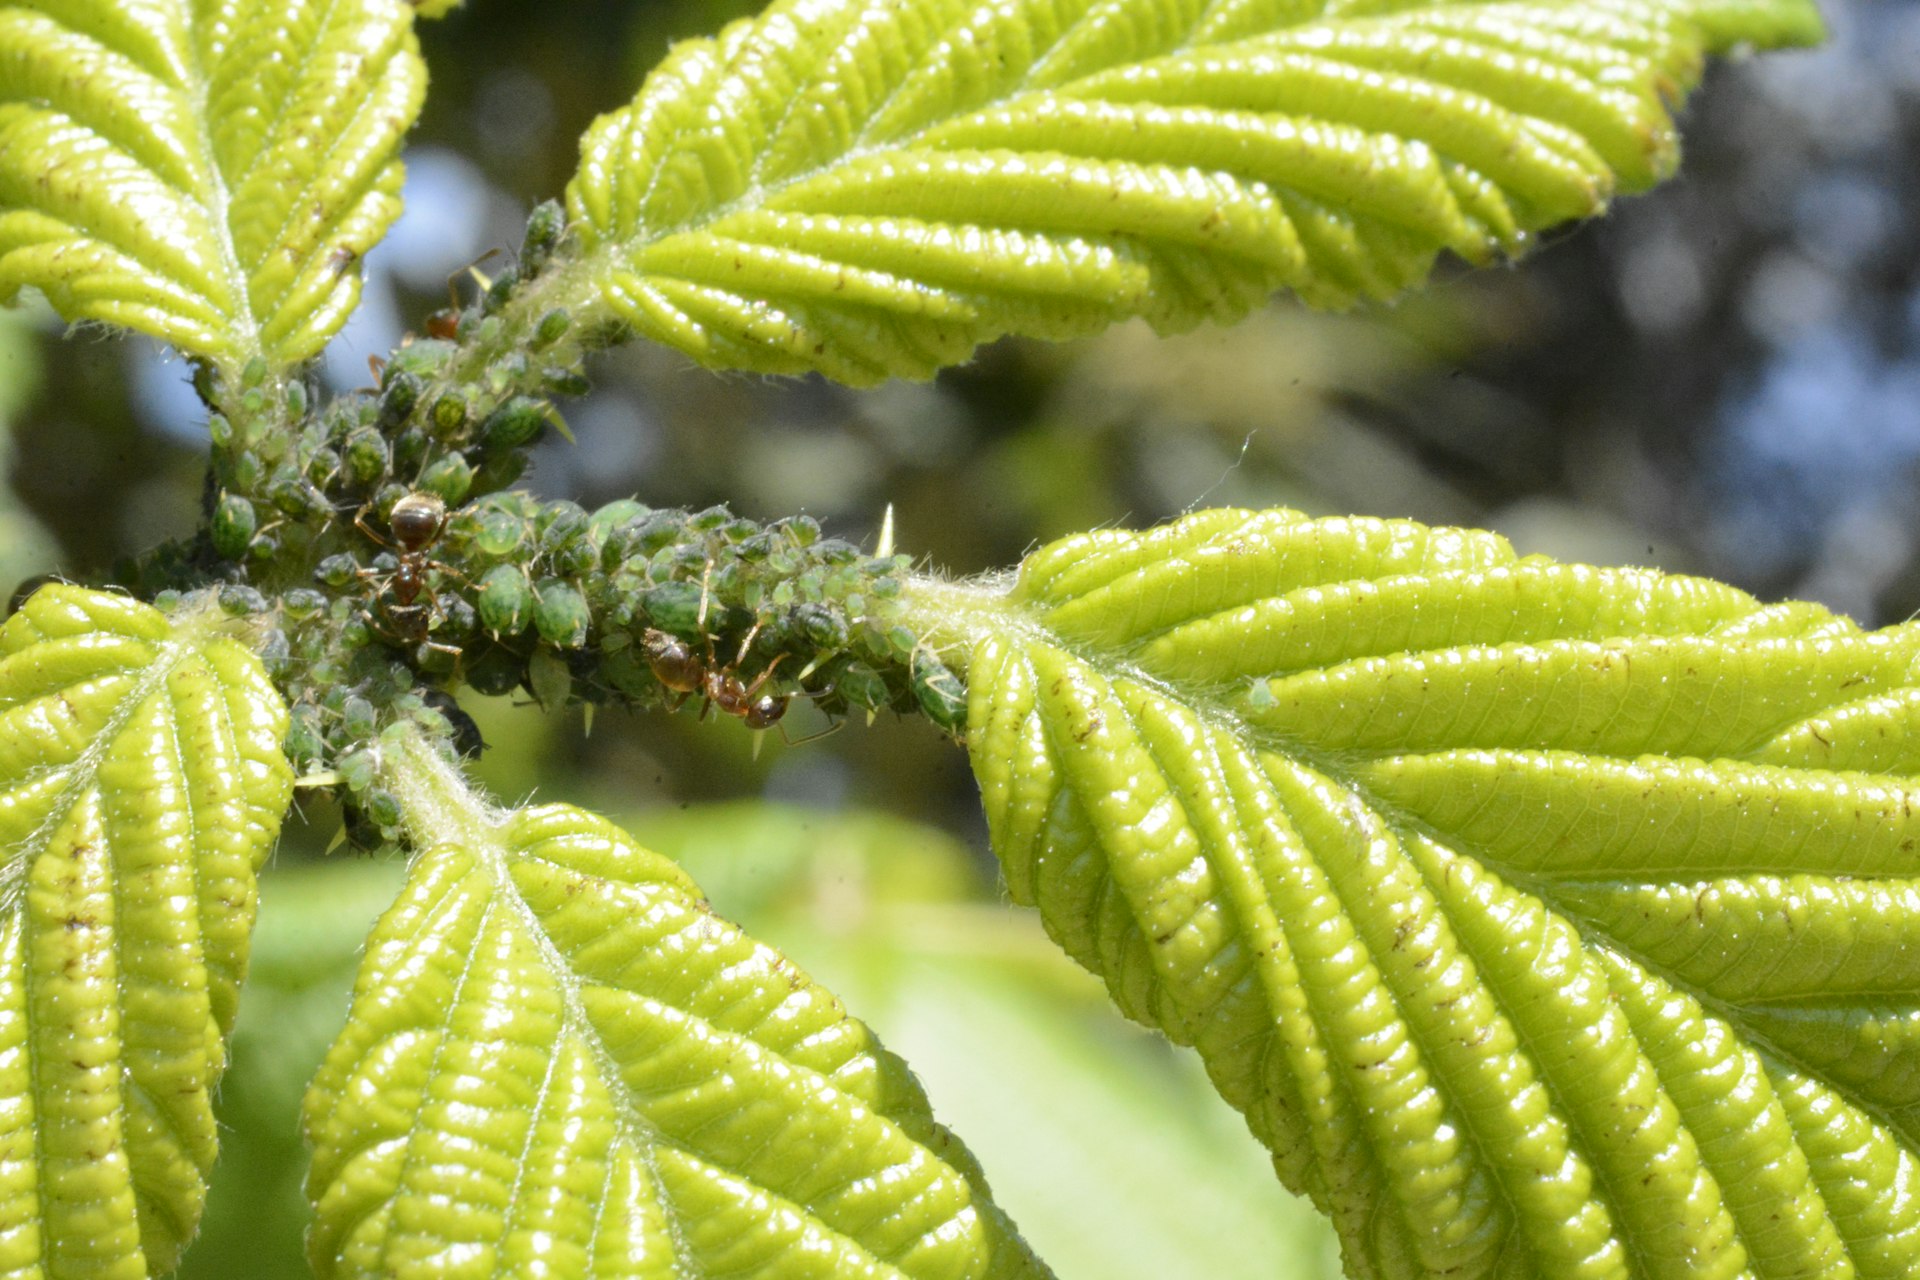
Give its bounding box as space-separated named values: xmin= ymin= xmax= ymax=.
xmin=527 ymin=647 xmax=573 ymax=708
xmin=834 ymin=660 xmax=891 ymax=712
xmin=363 ymin=787 xmax=404 ymax=830
xmin=471 ymin=508 xmax=528 ymax=557
xmin=383 ymin=339 xmax=456 ymax=382
xmin=534 ymin=579 xmax=591 ymax=648
xmin=543 ymin=366 xmax=590 ymax=397
xmin=472 ymin=450 xmax=528 ymax=491
xmin=315 ymin=554 xmax=359 ymax=590
xmin=418 ymin=453 xmax=475 ymax=506
xmin=377 ymin=371 xmax=421 ymax=429
xmin=536 ymin=501 xmax=590 ymax=549
xmin=218 ymin=584 xmax=268 ymax=617
xmin=641 ymin=581 xmax=705 ymax=633
xmin=521 ymin=200 xmax=565 ymax=274
xmin=477 ymin=565 xmax=533 ymax=636
xmin=479 ymin=397 xmax=549 ymax=451
xmin=531 ymin=308 xmax=572 ymax=349
xmin=792 ymin=602 xmax=849 ymax=649
xmin=431 ymin=392 xmax=472 ymax=439
xmin=911 ymin=651 xmax=967 ymax=734
xmin=344 ymin=429 xmax=390 ymax=486
xmin=342 ymin=696 xmax=378 ymax=740
xmin=211 ymin=493 xmax=257 ymax=560
xmin=336 ymin=749 xmax=376 ymax=794
xmin=600 ymin=644 xmax=653 ymax=700
xmin=280 ymin=588 xmax=327 ymax=621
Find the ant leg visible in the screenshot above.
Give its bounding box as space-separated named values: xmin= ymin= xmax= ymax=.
xmin=695 ymin=560 xmax=715 ymax=633
xmin=731 ymin=622 xmax=764 ymax=670
xmin=424 ymin=558 xmax=476 ymax=592
xmin=354 ymin=505 xmax=397 ymax=552
xmin=741 ymin=651 xmax=787 ymax=698
xmin=420 ymin=638 xmax=465 ymax=678
xmin=778 ymin=719 xmax=845 ymax=748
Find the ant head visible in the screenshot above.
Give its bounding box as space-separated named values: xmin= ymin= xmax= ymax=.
xmin=389 ymin=493 xmax=448 ymax=552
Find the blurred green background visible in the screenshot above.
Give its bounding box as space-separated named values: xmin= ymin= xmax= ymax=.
xmin=3 ymin=0 xmax=1915 ymax=1275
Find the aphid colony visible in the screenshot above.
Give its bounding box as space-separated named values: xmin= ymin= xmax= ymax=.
xmin=352 ymin=489 xmax=808 ymax=735
xmin=261 ymin=481 xmax=968 ymax=775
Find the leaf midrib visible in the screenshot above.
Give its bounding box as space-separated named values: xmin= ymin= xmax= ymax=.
xmin=0 ymin=624 xmax=201 ymax=912
xmin=177 ymin=7 xmax=267 ymax=380
xmin=580 ymin=0 xmax=1559 ymax=285
xmin=382 ymin=741 xmax=696 ymax=1274
xmin=959 ymin=576 xmax=1920 ymax=1196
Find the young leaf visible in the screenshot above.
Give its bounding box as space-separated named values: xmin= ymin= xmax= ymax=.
xmin=919 ymin=507 xmax=1920 ymax=1280
xmin=0 ymin=0 xmax=427 ymax=373
xmin=0 ymin=584 xmax=293 ymax=1277
xmin=303 ymin=739 xmax=1051 ymax=1280
xmin=565 ymin=0 xmax=1821 ymax=384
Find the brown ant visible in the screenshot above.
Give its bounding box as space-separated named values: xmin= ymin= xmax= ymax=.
xmin=356 ymin=492 xmax=463 ymax=656
xmin=423 ymin=251 xmax=504 ymax=341
xmin=642 ymin=628 xmax=791 ymax=730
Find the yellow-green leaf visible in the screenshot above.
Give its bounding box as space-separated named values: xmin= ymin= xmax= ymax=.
xmin=565 ymin=0 xmax=1820 ymax=385
xmin=921 ymin=507 xmax=1920 ymax=1280
xmin=0 ymin=584 xmax=293 ymax=1278
xmin=303 ymin=740 xmax=1051 ymax=1280
xmin=0 ymin=0 xmax=427 ymax=372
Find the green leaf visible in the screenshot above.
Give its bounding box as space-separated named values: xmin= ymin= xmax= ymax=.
xmin=921 ymin=507 xmax=1920 ymax=1280
xmin=182 ymin=858 xmax=406 ymax=1280
xmin=0 ymin=584 xmax=293 ymax=1277
xmin=0 ymin=0 xmax=427 ymax=372
xmin=565 ymin=0 xmax=1820 ymax=385
xmin=632 ymin=799 xmax=1346 ymax=1280
xmin=303 ymin=740 xmax=1052 ymax=1280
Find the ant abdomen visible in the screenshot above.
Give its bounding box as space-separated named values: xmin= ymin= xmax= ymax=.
xmin=642 ymin=628 xmax=703 ymax=694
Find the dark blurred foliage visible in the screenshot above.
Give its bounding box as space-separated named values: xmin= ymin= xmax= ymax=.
xmin=6 ymin=0 xmax=1917 ymax=834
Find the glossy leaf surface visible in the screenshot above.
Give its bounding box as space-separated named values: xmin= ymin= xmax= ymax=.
xmin=0 ymin=0 xmax=426 ymax=370
xmin=636 ymin=800 xmax=1345 ymax=1280
xmin=566 ymin=0 xmax=1820 ymax=384
xmin=303 ymin=780 xmax=1051 ymax=1280
xmin=0 ymin=585 xmax=292 ymax=1278
xmin=941 ymin=507 xmax=1920 ymax=1280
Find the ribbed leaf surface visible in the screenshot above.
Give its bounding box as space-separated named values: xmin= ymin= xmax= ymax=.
xmin=946 ymin=507 xmax=1920 ymax=1280
xmin=303 ymin=796 xmax=1051 ymax=1280
xmin=566 ymin=0 xmax=1819 ymax=384
xmin=0 ymin=585 xmax=292 ymax=1278
xmin=0 ymin=0 xmax=425 ymax=369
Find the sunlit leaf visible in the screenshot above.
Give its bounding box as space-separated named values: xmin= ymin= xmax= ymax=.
xmin=0 ymin=584 xmax=293 ymax=1277
xmin=635 ymin=799 xmax=1346 ymax=1280
xmin=0 ymin=0 xmax=426 ymax=371
xmin=182 ymin=859 xmax=405 ymax=1280
xmin=565 ymin=0 xmax=1820 ymax=384
xmin=303 ymin=765 xmax=1051 ymax=1280
xmin=925 ymin=507 xmax=1920 ymax=1279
